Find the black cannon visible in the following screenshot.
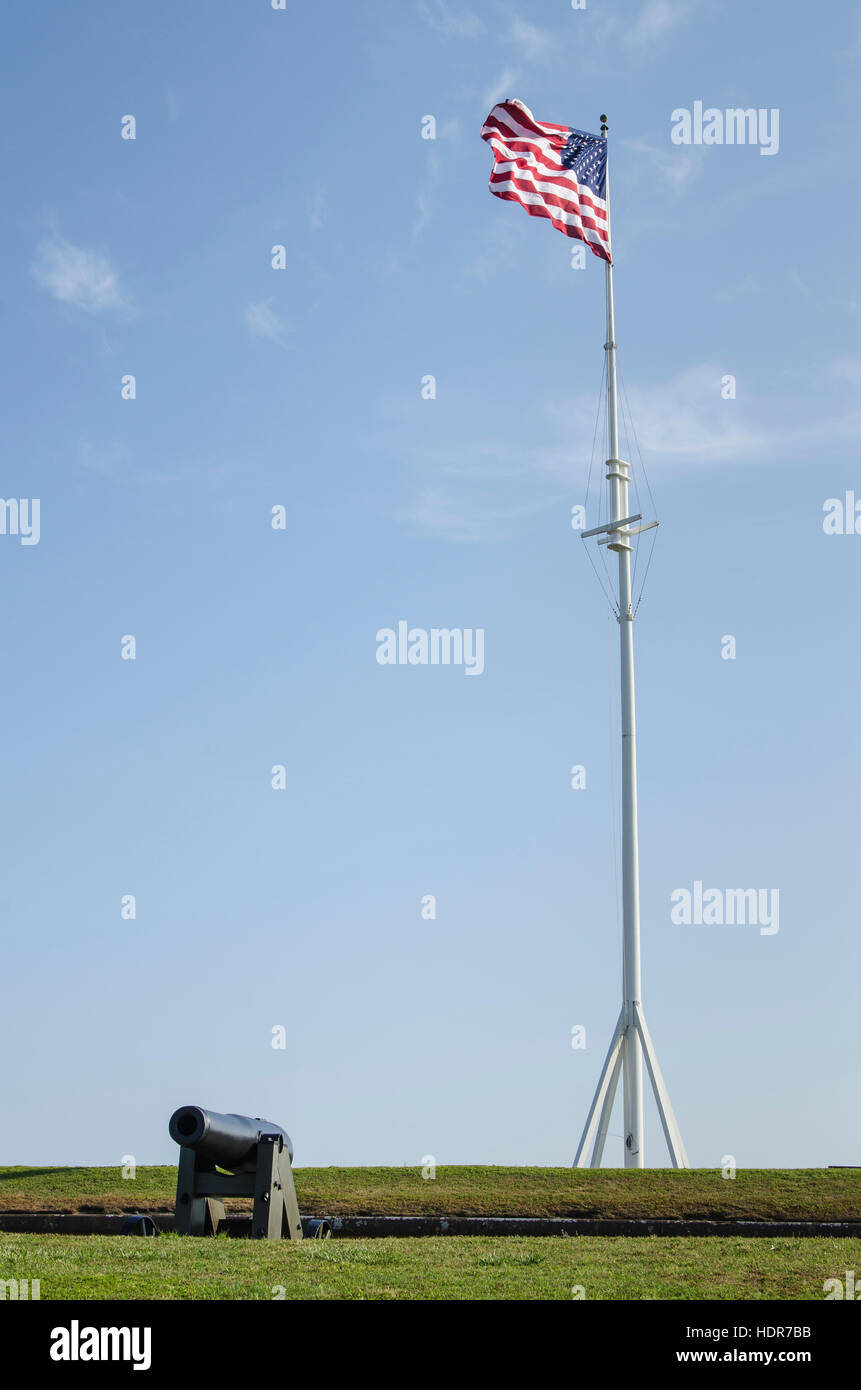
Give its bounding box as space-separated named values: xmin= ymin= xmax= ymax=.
xmin=169 ymin=1106 xmax=292 ymax=1174
xmin=169 ymin=1105 xmax=313 ymax=1240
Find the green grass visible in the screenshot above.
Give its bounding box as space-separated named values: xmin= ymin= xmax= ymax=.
xmin=1 ymin=1232 xmax=858 ymax=1300
xmin=0 ymin=1166 xmax=858 ymax=1221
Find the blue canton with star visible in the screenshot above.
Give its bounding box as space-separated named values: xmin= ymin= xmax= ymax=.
xmin=560 ymin=127 xmax=607 ymax=200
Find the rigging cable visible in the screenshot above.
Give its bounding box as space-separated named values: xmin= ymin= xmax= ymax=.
xmin=582 ymin=354 xmax=618 ymax=616
xmin=618 ymin=365 xmax=660 ymax=614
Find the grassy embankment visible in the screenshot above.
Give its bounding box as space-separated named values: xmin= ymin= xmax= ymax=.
xmin=1 ymin=1165 xmax=858 ymax=1221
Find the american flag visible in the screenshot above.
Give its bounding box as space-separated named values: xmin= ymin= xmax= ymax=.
xmin=480 ymin=99 xmax=611 ymax=263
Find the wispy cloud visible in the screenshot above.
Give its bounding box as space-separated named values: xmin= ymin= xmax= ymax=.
xmin=831 ymin=356 xmax=861 ymax=385
xmin=622 ymin=135 xmax=704 ymax=192
xmin=624 ymin=0 xmax=698 ymax=48
xmin=400 ymin=488 xmax=495 ymax=541
xmin=412 ymin=190 xmax=433 ymax=243
xmin=482 ymin=66 xmax=519 ymax=112
xmin=507 ymin=16 xmax=552 ymax=63
xmin=417 ymin=0 xmax=485 ymax=38
xmin=308 ymin=185 xmax=326 ymax=232
xmin=593 ymin=363 xmax=774 ymax=465
xmin=391 ymin=415 xmax=580 ymax=540
xmin=412 ymin=148 xmax=442 ymax=244
xmin=395 ymin=359 xmax=861 ymax=541
xmin=244 ymin=299 xmax=288 ymax=344
xmin=435 ymin=116 xmax=464 ymax=142
xmin=714 ymin=274 xmax=765 ymax=304
xmin=399 ymin=485 xmax=554 ymax=541
xmin=31 ymin=236 xmax=127 ymax=314
xmin=79 ymin=439 xmax=133 ymax=479
xmin=559 ymin=360 xmax=861 ymax=471
xmin=78 ymin=438 xmax=231 ymax=486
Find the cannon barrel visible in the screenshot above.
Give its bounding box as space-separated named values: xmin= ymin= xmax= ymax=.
xmin=169 ymin=1106 xmax=294 ymax=1173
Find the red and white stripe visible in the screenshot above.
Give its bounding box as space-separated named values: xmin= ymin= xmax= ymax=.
xmin=480 ymin=99 xmax=612 ymax=263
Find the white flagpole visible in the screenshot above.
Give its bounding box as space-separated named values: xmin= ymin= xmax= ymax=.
xmin=574 ymin=116 xmax=688 ymax=1169
xmin=601 ymin=117 xmax=644 ymax=1168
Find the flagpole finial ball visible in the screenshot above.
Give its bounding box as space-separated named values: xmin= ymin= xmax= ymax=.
xmin=600 ymin=114 xmax=608 ymax=135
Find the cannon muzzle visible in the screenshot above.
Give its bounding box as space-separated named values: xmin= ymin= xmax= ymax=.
xmin=169 ymin=1105 xmax=294 ymax=1173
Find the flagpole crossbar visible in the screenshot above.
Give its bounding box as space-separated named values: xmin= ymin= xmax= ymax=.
xmin=582 ymin=509 xmax=660 ymax=555
xmin=580 ymin=512 xmax=642 ymax=539
xmin=597 ymin=519 xmax=658 ymax=547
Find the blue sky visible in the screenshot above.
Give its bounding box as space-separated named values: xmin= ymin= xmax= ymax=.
xmin=2 ymin=0 xmax=860 ymax=1171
